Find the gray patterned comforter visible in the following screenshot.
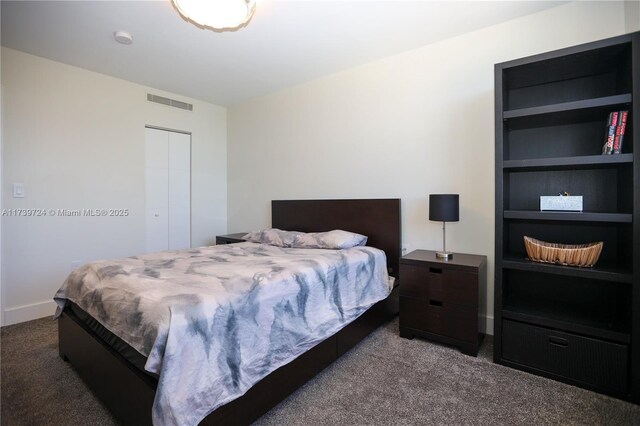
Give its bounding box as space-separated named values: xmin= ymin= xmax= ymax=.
xmin=54 ymin=242 xmax=391 ymax=426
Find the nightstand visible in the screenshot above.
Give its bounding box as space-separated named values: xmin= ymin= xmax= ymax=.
xmin=215 ymin=233 xmax=247 ymax=245
xmin=399 ymin=249 xmax=487 ymax=356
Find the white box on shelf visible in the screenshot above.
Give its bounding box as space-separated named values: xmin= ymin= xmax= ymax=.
xmin=540 ymin=196 xmax=583 ymax=211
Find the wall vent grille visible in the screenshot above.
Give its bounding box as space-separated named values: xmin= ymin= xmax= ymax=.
xmin=147 ymin=93 xmax=193 ymax=111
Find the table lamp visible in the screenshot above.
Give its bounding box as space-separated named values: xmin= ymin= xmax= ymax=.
xmin=429 ymin=194 xmax=459 ymax=260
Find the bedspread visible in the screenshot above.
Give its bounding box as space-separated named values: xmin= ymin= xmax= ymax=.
xmin=54 ymin=242 xmax=391 ymax=426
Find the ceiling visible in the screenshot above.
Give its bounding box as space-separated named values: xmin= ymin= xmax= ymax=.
xmin=1 ymin=1 xmax=567 ymax=106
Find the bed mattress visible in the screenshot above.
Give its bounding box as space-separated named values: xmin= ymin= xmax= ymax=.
xmin=54 ymin=242 xmax=391 ymax=426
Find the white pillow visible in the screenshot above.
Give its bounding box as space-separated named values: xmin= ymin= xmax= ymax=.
xmin=242 ymin=228 xmax=301 ymax=247
xmin=292 ymin=230 xmax=368 ymax=249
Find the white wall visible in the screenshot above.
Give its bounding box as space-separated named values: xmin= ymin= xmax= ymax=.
xmin=625 ymin=0 xmax=640 ymax=32
xmin=1 ymin=48 xmax=227 ymax=325
xmin=227 ymin=1 xmax=632 ymax=335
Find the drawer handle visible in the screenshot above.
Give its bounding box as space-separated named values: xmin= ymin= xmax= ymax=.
xmin=429 ymin=267 xmax=443 ymax=274
xmin=429 ymin=299 xmax=443 ymax=307
xmin=548 ymin=336 xmax=568 ymax=348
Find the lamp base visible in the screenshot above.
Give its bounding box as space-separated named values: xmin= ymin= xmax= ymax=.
xmin=436 ymin=251 xmax=453 ymax=260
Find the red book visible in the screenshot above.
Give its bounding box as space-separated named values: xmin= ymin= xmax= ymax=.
xmin=603 ymin=111 xmax=619 ymax=155
xmin=613 ymin=110 xmax=628 ymax=154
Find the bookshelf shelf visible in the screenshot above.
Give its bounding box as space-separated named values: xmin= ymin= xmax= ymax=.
xmin=503 ymin=154 xmax=633 ymax=171
xmin=503 ymin=210 xmax=632 ymax=223
xmin=501 ymin=305 xmax=630 ymax=344
xmin=502 ymin=257 xmax=633 ymax=283
xmin=495 ymin=32 xmax=638 ymax=402
xmin=503 ymin=94 xmax=632 ymax=120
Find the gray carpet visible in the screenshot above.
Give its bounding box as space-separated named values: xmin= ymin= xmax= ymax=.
xmin=2 ymin=317 xmax=639 ymax=425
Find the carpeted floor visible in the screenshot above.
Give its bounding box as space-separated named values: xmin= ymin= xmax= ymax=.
xmin=2 ymin=317 xmax=639 ymax=425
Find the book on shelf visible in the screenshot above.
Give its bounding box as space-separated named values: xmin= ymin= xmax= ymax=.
xmin=602 ymin=111 xmax=619 ymax=155
xmin=612 ymin=110 xmax=628 ymax=154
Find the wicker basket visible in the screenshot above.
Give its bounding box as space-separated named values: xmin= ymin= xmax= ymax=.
xmin=523 ymin=236 xmax=603 ymax=268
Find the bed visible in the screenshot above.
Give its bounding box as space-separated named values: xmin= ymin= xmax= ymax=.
xmin=56 ymin=199 xmax=401 ymax=425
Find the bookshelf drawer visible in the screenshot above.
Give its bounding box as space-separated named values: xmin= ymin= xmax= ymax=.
xmin=502 ymin=320 xmax=628 ymax=395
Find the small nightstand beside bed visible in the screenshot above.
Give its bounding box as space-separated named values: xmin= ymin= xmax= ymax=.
xmin=399 ymin=249 xmax=487 ymax=356
xmin=215 ymin=233 xmax=247 ymax=245
xmin=55 ymin=199 xmax=400 ymax=426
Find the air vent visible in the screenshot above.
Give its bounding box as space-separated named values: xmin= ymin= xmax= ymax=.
xmin=147 ymin=93 xmax=193 ymax=111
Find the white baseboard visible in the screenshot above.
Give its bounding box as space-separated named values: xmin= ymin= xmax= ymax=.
xmin=485 ymin=315 xmax=494 ymax=336
xmin=3 ymin=300 xmax=57 ymax=326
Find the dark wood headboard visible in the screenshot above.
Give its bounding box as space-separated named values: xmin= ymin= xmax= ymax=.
xmin=271 ymin=199 xmax=401 ymax=277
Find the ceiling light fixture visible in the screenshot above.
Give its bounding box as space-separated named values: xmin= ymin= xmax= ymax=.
xmin=171 ymin=0 xmax=256 ymax=31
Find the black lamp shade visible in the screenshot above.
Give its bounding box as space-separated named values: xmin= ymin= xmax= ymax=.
xmin=429 ymin=194 xmax=459 ymax=222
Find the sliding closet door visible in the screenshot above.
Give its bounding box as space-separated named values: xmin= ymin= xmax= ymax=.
xmin=144 ymin=127 xmax=191 ymax=253
xmin=167 ymin=132 xmax=191 ymax=250
xmin=145 ymin=128 xmax=170 ymax=253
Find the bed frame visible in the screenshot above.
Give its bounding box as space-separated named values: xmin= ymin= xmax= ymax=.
xmin=58 ymin=198 xmax=401 ymax=425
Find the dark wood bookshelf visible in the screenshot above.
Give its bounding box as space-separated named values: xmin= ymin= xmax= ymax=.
xmin=495 ymin=32 xmax=639 ymax=403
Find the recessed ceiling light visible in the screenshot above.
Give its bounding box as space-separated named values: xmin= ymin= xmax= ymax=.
xmin=114 ymin=30 xmax=133 ymax=45
xmin=171 ymin=0 xmax=256 ymax=31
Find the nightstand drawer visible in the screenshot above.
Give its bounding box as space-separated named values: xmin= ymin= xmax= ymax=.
xmin=400 ymin=297 xmax=477 ymax=343
xmin=216 ymin=233 xmax=247 ymax=245
xmin=502 ymin=320 xmax=628 ymax=395
xmin=400 ymin=264 xmax=477 ymax=307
